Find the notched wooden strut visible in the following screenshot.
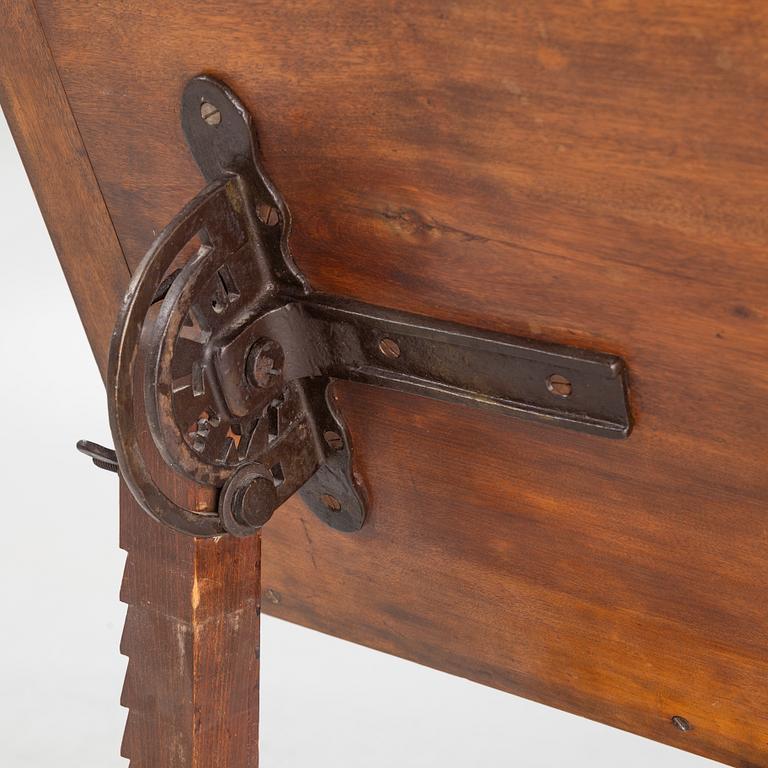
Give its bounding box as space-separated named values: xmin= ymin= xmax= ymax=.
xmin=100 ymin=74 xmax=632 ymax=538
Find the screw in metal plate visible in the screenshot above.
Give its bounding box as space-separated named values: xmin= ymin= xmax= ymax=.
xmin=320 ymin=493 xmax=342 ymax=512
xmin=378 ymin=337 xmax=401 ymax=359
xmin=671 ymin=716 xmax=692 ymax=732
xmin=323 ymin=430 xmax=344 ymax=451
xmin=200 ymin=100 xmax=221 ymax=125
xmin=256 ymin=202 xmax=280 ymax=226
xmin=546 ymin=373 xmax=572 ymax=397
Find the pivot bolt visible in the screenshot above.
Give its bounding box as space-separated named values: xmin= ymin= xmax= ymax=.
xmin=219 ymin=463 xmax=279 ymax=537
xmin=246 ymin=339 xmax=284 ymax=389
xmin=234 ymin=476 xmax=277 ymax=529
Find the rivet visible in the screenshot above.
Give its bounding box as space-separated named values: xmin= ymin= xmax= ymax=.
xmin=200 ymin=101 xmax=221 ymax=126
xmin=671 ymin=716 xmax=692 ymax=732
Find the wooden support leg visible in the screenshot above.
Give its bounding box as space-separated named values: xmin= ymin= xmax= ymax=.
xmin=119 ymin=483 xmax=261 ymax=767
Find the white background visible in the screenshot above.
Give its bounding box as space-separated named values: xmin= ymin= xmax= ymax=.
xmin=0 ymin=108 xmax=721 ymax=768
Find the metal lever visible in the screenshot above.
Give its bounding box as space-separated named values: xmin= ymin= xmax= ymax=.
xmin=76 ymin=440 xmax=119 ymax=473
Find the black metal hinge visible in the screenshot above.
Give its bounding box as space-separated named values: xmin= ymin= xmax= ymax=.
xmin=89 ymin=75 xmax=631 ymax=538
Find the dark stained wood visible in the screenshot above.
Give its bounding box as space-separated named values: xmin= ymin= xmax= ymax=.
xmin=120 ymin=485 xmax=261 ymax=767
xmin=6 ymin=1 xmax=768 ymax=765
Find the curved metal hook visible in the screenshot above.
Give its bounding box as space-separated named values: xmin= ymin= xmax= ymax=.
xmin=107 ymin=75 xmax=367 ymax=537
xmin=108 ymin=180 xmax=233 ymax=536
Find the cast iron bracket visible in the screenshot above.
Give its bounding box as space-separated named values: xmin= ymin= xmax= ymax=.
xmin=103 ymin=75 xmax=631 ymax=538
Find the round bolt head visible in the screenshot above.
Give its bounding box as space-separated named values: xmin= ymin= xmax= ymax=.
xmin=219 ymin=462 xmax=278 ymax=537
xmin=235 ymin=476 xmax=277 ymax=529
xmin=246 ymin=339 xmax=284 ymax=389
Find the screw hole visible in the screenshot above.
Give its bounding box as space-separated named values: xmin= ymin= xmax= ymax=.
xmin=264 ymin=588 xmax=281 ymax=604
xmin=270 ymin=462 xmax=285 ymax=487
xmin=546 ymin=373 xmax=572 ymax=397
xmin=256 ymin=203 xmax=280 ymax=226
xmin=323 ymin=430 xmax=344 ymax=451
xmin=211 ymin=297 xmax=225 ymax=314
xmin=200 ymin=101 xmax=221 ymax=126
xmin=378 ymin=338 xmax=401 ymax=359
xmin=320 ymin=493 xmax=342 ymax=512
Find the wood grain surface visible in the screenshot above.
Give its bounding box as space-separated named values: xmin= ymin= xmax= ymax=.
xmin=121 ymin=487 xmax=261 ymax=767
xmin=7 ymin=1 xmax=768 ymax=765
